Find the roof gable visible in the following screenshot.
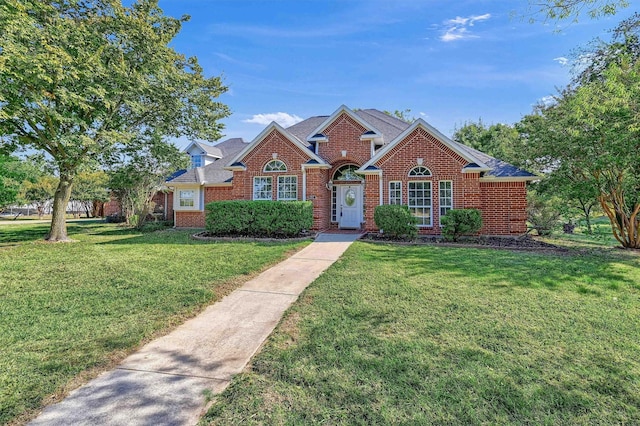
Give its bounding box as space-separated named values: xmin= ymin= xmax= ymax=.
xmin=227 ymin=121 xmax=326 ymax=168
xmin=306 ymin=105 xmax=383 ymax=142
xmin=359 ymin=119 xmax=490 ymax=172
xmin=183 ymin=141 xmax=223 ymax=159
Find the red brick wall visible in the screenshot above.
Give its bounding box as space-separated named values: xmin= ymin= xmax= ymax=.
xmin=175 ymin=211 xmax=205 ymax=228
xmin=103 ymin=197 xmax=121 ymax=216
xmin=232 ymin=129 xmax=310 ymax=201
xmin=374 ymin=128 xmax=469 ymax=234
xmin=306 ymin=168 xmax=331 ymax=230
xmin=364 ymin=174 xmax=380 ymax=230
xmin=480 ymin=181 xmax=528 ymax=235
xmin=205 ymin=186 xmax=233 ymax=203
xmin=319 ymin=113 xmax=372 ymax=165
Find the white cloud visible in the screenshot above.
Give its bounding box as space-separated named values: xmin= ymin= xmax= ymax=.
xmin=553 ymin=56 xmax=568 ymax=66
xmin=440 ymin=13 xmax=491 ymax=42
xmin=419 ymin=112 xmax=429 ymax=118
xmin=243 ymin=112 xmax=304 ymax=127
xmin=538 ymin=95 xmax=556 ymax=106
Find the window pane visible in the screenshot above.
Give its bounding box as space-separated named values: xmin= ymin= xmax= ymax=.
xmin=253 ymin=177 xmax=272 ymax=200
xmin=277 ymin=176 xmax=297 ymax=200
xmin=389 ymin=181 xmax=402 ymax=205
xmin=264 ymin=160 xmax=286 ymax=172
xmin=408 ymin=181 xmax=432 ymax=226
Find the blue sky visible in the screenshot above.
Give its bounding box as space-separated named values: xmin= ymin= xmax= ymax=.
xmin=157 ymin=0 xmax=637 ymax=147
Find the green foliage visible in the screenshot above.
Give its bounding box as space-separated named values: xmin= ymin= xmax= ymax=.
xmin=383 ymin=109 xmax=416 ymax=123
xmin=71 ymin=171 xmax=110 ymax=218
xmin=0 ymin=0 xmax=229 ymax=240
xmin=519 ymin=17 xmax=640 ymax=248
xmin=206 ymin=201 xmax=313 ymax=237
xmin=0 ymin=154 xmax=28 ymax=209
xmin=108 ymin=134 xmax=189 ymax=229
xmin=527 ymin=191 xmax=562 ymax=236
xmin=453 ymin=120 xmax=524 ymax=166
xmin=527 ymin=0 xmax=629 ymax=22
xmin=440 ymin=208 xmax=483 ymax=241
xmin=21 ymin=175 xmax=58 ymax=218
xmin=373 ymin=204 xmax=418 ymax=239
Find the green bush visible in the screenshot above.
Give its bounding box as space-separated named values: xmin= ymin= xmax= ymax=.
xmin=441 ymin=209 xmax=482 ymax=241
xmin=374 ymin=205 xmax=418 ymax=239
xmin=205 ymin=200 xmax=313 ymax=237
xmin=526 ymin=191 xmax=561 ymax=236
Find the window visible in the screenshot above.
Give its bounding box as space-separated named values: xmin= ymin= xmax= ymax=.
xmin=331 ymin=186 xmax=337 ymax=222
xmin=253 ymin=176 xmax=272 ymax=200
xmin=190 ymin=155 xmax=203 ymax=169
xmin=389 ymin=181 xmax=402 ymax=205
xmin=408 ymin=181 xmax=432 ymax=226
xmin=439 ymin=181 xmax=453 ymax=224
xmin=277 ymin=176 xmax=297 ymax=200
xmin=264 ymin=160 xmax=287 ymax=172
xmin=179 ymin=190 xmax=195 ymax=207
xmin=408 ymin=166 xmax=432 ymax=177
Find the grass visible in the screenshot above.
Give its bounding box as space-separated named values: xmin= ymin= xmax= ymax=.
xmin=0 ymin=221 xmax=308 ymax=424
xmin=203 ymin=241 xmax=640 ymax=425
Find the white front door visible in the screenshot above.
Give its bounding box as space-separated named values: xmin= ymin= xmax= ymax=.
xmin=338 ymin=185 xmax=362 ymax=229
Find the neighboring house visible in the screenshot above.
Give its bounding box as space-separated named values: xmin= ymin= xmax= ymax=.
xmin=168 ymin=105 xmax=537 ymax=235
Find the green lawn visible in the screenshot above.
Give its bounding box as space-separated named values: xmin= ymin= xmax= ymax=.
xmin=203 ymin=242 xmax=640 ymax=425
xmin=0 ymin=222 xmax=308 ymax=424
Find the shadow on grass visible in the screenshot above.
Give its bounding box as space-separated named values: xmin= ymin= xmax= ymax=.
xmin=361 ymin=242 xmax=640 ymax=295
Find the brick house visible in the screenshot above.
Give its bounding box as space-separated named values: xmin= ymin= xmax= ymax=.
xmin=167 ymin=105 xmax=537 ymax=234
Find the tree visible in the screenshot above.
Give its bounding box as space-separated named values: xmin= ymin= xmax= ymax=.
xmin=384 ymin=109 xmax=417 ymax=123
xmin=0 ymin=0 xmax=229 ymax=241
xmin=453 ymin=120 xmax=522 ymax=165
xmin=0 ymin=154 xmax=28 ymax=210
xmin=527 ymin=0 xmax=629 ymax=22
xmin=521 ymin=58 xmax=640 ymax=247
xmin=21 ymin=175 xmax=58 ymax=219
xmin=71 ymin=171 xmax=110 ymax=218
xmin=108 ymin=134 xmax=189 ymax=229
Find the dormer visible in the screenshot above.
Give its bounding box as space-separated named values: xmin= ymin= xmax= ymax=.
xmin=184 ymin=141 xmax=223 ymax=169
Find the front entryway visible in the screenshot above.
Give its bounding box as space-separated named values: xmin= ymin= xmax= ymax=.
xmin=338 ymin=185 xmax=362 ymax=229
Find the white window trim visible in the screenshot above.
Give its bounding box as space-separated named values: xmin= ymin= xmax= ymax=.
xmin=190 ymin=155 xmax=203 ymax=169
xmin=253 ymin=176 xmax=273 ymax=200
xmin=174 ymin=187 xmax=200 ymax=211
xmin=408 ymin=180 xmax=432 ymax=227
xmin=439 ymin=180 xmax=453 ymax=226
xmin=408 ymin=166 xmax=432 ymax=177
xmin=264 ymin=160 xmax=287 ymax=172
xmin=389 ymin=181 xmax=402 ymax=205
xmin=277 ymin=175 xmax=298 ymax=201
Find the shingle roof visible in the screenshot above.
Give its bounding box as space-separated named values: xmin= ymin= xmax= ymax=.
xmin=283 ymin=109 xmax=534 ymax=178
xmin=286 ymin=116 xmax=328 ymax=147
xmin=168 ymin=138 xmax=249 ymax=184
xmin=454 ymin=143 xmax=537 ymax=178
xmin=355 ymin=109 xmax=410 ymax=143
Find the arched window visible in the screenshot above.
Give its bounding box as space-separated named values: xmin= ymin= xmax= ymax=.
xmin=332 ymin=164 xmax=362 ymax=181
xmin=408 ymin=166 xmax=432 ymax=177
xmin=264 ymin=160 xmax=287 ymax=172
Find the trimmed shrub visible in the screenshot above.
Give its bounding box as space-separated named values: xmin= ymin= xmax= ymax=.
xmin=441 ymin=209 xmax=482 ymax=241
xmin=374 ymin=205 xmax=418 ymax=239
xmin=205 ymin=200 xmax=313 ymax=237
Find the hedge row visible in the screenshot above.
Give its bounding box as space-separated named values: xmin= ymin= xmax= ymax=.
xmin=205 ymin=200 xmax=313 ymax=237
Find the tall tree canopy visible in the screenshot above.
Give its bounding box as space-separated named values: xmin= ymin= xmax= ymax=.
xmin=0 ymin=0 xmax=229 ymax=241
xmin=528 ymin=0 xmax=629 ymax=21
xmin=520 ymin=17 xmax=640 ymax=248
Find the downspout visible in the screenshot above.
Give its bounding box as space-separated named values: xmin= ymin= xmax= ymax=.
xmin=302 ymin=166 xmax=307 ymax=201
xmin=379 ymin=171 xmax=383 ymax=206
xmin=164 ymin=192 xmax=168 ymax=220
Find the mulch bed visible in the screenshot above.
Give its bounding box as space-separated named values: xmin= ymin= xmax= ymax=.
xmin=363 ymin=233 xmax=570 ymax=253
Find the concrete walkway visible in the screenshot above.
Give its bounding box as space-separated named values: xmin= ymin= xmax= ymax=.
xmin=29 ymin=233 xmax=360 ymax=426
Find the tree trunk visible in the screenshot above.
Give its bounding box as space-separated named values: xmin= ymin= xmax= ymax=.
xmin=47 ymin=172 xmax=74 ymax=242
